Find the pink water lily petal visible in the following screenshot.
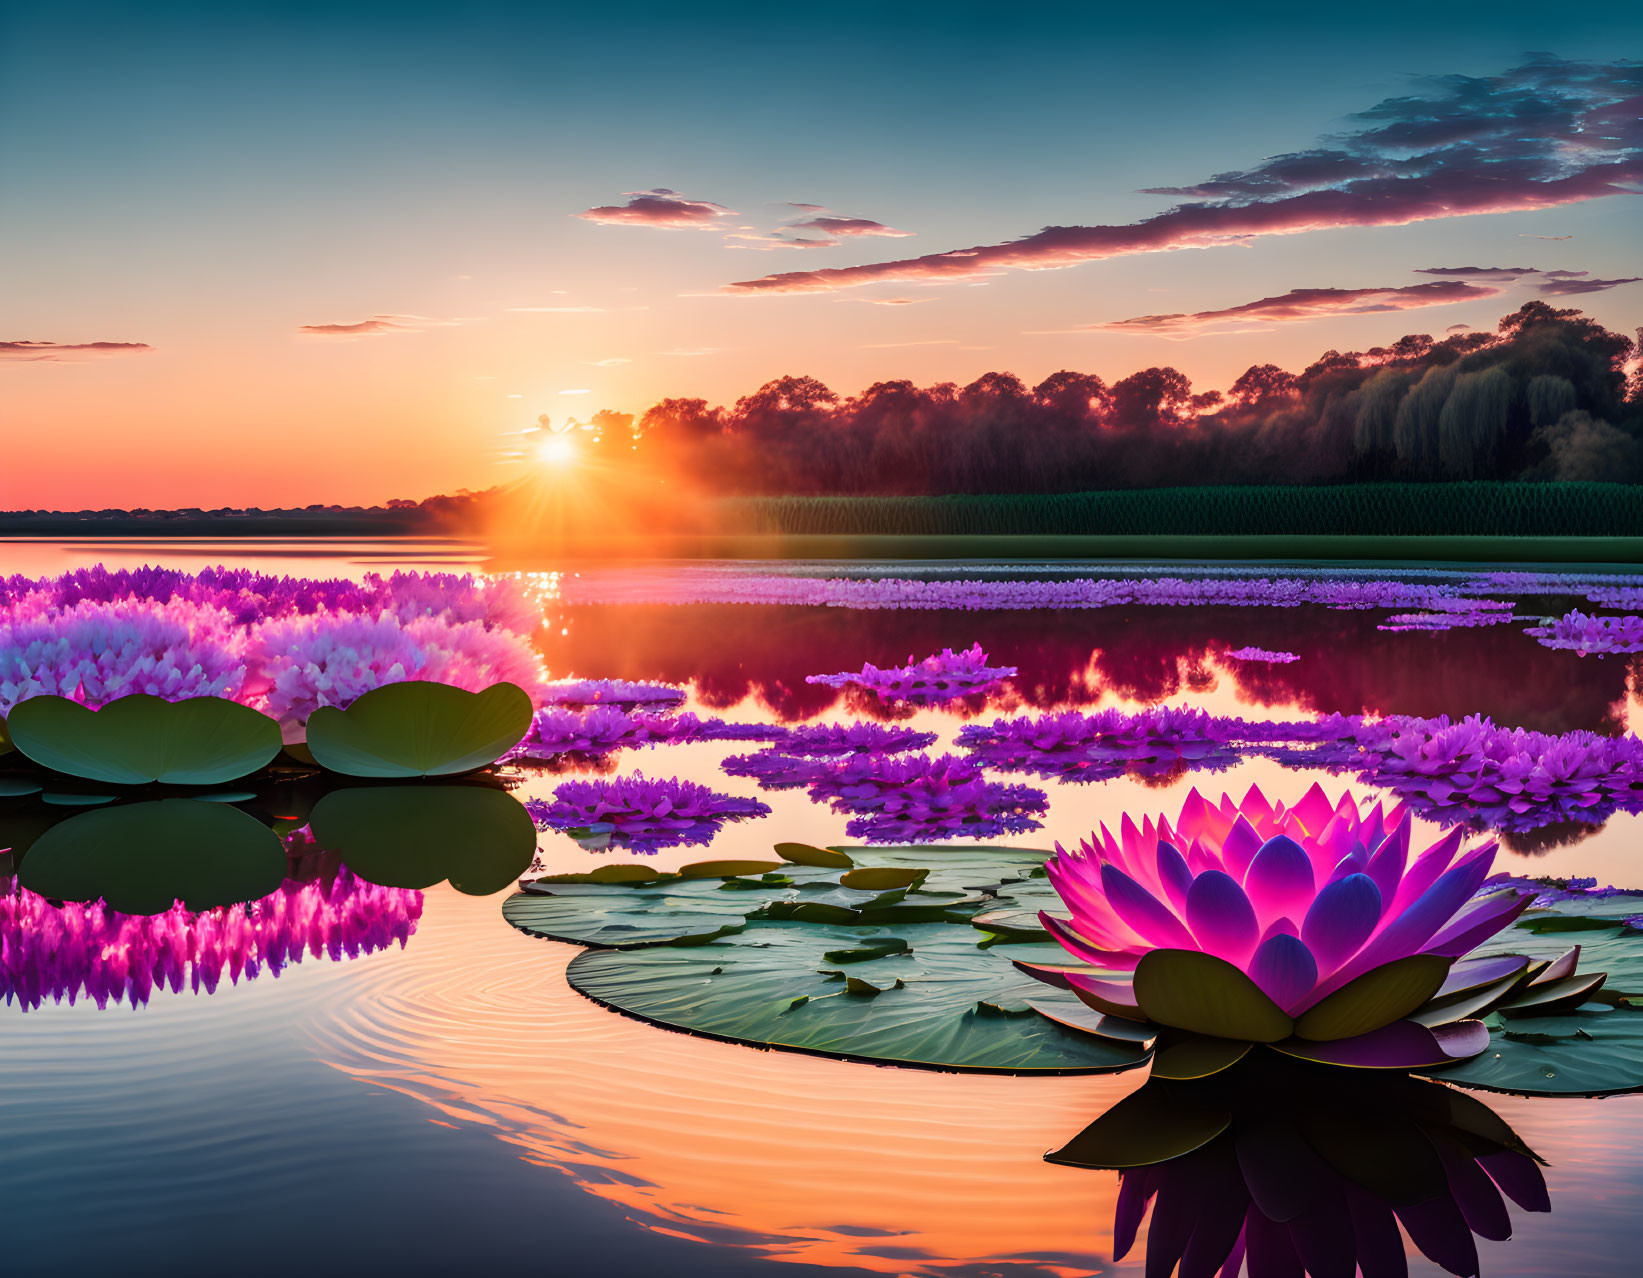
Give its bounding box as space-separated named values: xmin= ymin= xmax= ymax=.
xmin=1035 ymin=914 xmax=1142 ymax=970
xmin=1248 ymin=933 xmax=1319 ymax=1013
xmin=1243 ymin=836 xmax=1316 ymax=926
xmin=1100 ymin=864 xmax=1199 ymax=950
xmin=1155 ymin=841 xmax=1194 ymax=912
xmin=1185 ymin=870 xmax=1260 ymax=966
xmin=1300 ymin=872 xmax=1382 ymax=973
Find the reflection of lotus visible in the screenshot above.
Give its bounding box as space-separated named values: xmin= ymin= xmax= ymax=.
xmin=805 ymin=644 xmax=1016 ymax=704
xmin=1032 ymin=785 xmax=1547 ymax=1069
xmin=527 ymin=773 xmax=772 ymax=853
xmin=0 ymin=869 xmax=421 ymax=1011
xmin=1050 ymin=1052 xmax=1549 ymax=1278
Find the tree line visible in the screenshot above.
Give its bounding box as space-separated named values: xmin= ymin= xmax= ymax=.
xmin=581 ymin=302 xmax=1643 ymax=494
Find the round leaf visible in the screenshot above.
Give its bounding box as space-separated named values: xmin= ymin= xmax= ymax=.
xmin=774 ymin=841 xmax=853 ymax=868
xmin=309 ymin=783 xmax=536 ymax=894
xmin=677 ymin=859 xmax=783 ymax=879
xmin=7 ymin=694 xmax=282 ymax=785
xmin=1420 ymin=1005 xmax=1643 ymax=1097
xmin=305 ymin=681 xmax=532 ymax=778
xmin=567 ymin=920 xmax=1153 ymax=1073
xmin=1294 ymin=954 xmax=1454 ymax=1042
xmin=18 ymin=798 xmax=286 ymax=914
xmin=1133 ymin=949 xmax=1294 ymax=1042
xmin=840 ymin=866 xmax=928 ymax=891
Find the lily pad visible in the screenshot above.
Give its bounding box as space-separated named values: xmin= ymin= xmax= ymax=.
xmin=566 ymin=921 xmax=1153 ymax=1072
xmin=308 ymin=783 xmax=536 ymax=894
xmin=305 ymin=681 xmax=533 ymax=778
xmin=6 ymin=694 xmax=282 ymax=785
xmin=1421 ymin=1004 xmax=1643 ymax=1097
xmin=774 ymin=842 xmax=853 ymax=868
xmin=17 ymin=798 xmax=286 ymax=914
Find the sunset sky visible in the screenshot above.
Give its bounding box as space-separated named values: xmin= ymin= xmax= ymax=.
xmin=4 ymin=1 xmax=1640 ymax=509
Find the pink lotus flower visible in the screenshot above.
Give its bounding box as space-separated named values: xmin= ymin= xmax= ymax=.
xmin=1031 ymin=784 xmax=1559 ymax=1070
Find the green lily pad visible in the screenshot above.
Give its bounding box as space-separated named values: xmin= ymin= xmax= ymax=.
xmin=0 ymin=716 xmax=12 ymax=755
xmin=504 ymin=889 xmax=749 ymax=947
xmin=18 ymin=798 xmax=287 ymax=914
xmin=308 ymin=783 xmax=536 ymax=894
xmin=6 ymin=694 xmax=282 ymax=785
xmin=305 ymin=681 xmax=532 ymax=778
xmin=1421 ymin=1004 xmax=1643 ymax=1097
xmin=566 ymin=921 xmax=1153 ymax=1072
xmin=1294 ymin=954 xmax=1453 ymax=1042
xmin=1133 ymin=949 xmax=1294 ymax=1042
xmin=678 ymin=859 xmax=783 ymax=879
xmin=774 ymin=842 xmax=853 ymax=868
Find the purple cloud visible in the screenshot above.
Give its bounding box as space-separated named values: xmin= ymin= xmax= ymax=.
xmin=576 ymin=188 xmax=736 ymax=229
xmin=1 ymin=340 xmax=152 ymax=363
xmin=1536 ymin=275 xmax=1643 ymax=296
xmin=726 ymin=56 xmax=1643 ymax=294
xmin=785 ymin=215 xmax=912 ymax=238
xmin=1090 ymin=281 xmax=1500 ymax=337
xmin=298 ymin=314 xmax=464 ymax=337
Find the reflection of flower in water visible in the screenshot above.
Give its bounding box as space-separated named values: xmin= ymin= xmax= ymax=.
xmin=527 ymin=773 xmax=772 ymax=853
xmin=1526 ymin=610 xmax=1643 ymax=655
xmin=0 ymin=869 xmax=422 ymax=1011
xmin=1052 ymin=1053 xmax=1549 ymax=1278
xmin=1226 ymin=645 xmax=1299 ymax=663
xmin=511 ymin=706 xmax=780 ymax=760
xmin=806 ymin=644 xmax=1016 ymax=704
xmin=958 ymin=706 xmax=1240 ymax=783
xmin=721 ymin=749 xmax=1048 ymax=843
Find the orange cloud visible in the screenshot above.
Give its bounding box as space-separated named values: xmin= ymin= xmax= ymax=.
xmin=1089 ymin=281 xmax=1501 ymax=338
xmin=1 ymin=340 xmax=151 ymax=363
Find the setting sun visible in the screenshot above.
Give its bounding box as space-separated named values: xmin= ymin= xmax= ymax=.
xmin=535 ymin=435 xmax=578 ymax=466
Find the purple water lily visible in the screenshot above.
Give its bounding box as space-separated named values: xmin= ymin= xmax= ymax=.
xmin=527 ymin=774 xmax=772 ymax=852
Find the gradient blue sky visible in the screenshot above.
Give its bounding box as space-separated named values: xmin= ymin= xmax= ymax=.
xmin=4 ymin=1 xmax=1640 ymax=506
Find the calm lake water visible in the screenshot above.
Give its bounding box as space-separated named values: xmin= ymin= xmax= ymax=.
xmin=4 ymin=539 xmax=1643 ymax=1277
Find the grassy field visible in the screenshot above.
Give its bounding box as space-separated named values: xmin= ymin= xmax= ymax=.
xmin=724 ymin=483 xmax=1643 ymax=539
xmin=483 ymin=532 xmax=1643 ymax=567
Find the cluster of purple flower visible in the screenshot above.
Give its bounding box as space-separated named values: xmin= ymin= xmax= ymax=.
xmin=1226 ymin=646 xmax=1300 ymax=663
xmin=510 ymin=706 xmax=781 ymax=761
xmin=526 ymin=774 xmax=773 ymax=852
xmin=956 ymin=703 xmax=1643 ymax=832
xmin=537 ymin=679 xmax=687 ymax=708
xmin=805 ymin=643 xmax=1016 ymax=703
xmin=564 ymin=570 xmax=1485 ymax=613
xmin=955 ymin=706 xmax=1239 ymax=782
xmin=721 ymin=748 xmax=1048 ymax=842
xmin=0 ymin=566 xmax=545 ymax=735
xmin=1525 ymin=610 xmax=1643 ymax=655
xmin=763 ymin=721 xmax=938 ymax=756
xmin=0 ymin=869 xmax=421 ymax=1012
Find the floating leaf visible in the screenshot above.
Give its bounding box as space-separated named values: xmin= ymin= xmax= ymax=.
xmin=309 ymin=784 xmax=536 ymax=894
xmin=1133 ymin=949 xmax=1294 ymax=1042
xmin=567 ymin=922 xmax=1153 ymax=1073
xmin=1422 ymin=1004 xmax=1643 ymax=1097
xmin=6 ymin=694 xmax=282 ymax=785
xmin=18 ymin=798 xmax=286 ymax=914
xmin=305 ymin=681 xmax=532 ymax=778
xmin=840 ymin=866 xmax=928 ymax=891
xmin=774 ymin=841 xmax=853 ymax=868
xmin=678 ymin=859 xmax=783 ymax=879
xmin=1275 ymin=1019 xmax=1489 ymax=1069
xmin=1294 ymin=955 xmax=1453 ymax=1042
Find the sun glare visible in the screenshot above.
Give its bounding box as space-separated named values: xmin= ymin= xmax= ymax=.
xmin=536 ymin=435 xmax=578 ymax=466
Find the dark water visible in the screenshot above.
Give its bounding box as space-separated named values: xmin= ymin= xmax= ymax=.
xmin=5 ymin=546 xmax=1643 ymax=1276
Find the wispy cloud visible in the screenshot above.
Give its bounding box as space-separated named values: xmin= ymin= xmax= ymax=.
xmin=576 ymin=188 xmax=736 ymax=229
xmin=1088 ymin=281 xmax=1500 ymax=338
xmin=298 ymin=314 xmax=466 ymax=337
xmin=725 ymin=233 xmax=840 ymax=251
xmin=1415 ymin=265 xmax=1543 ymax=280
xmin=784 ymin=214 xmax=912 ymax=239
xmin=1536 ymin=274 xmax=1643 ymax=296
xmin=1 ymin=340 xmax=152 ymax=363
xmin=726 ymin=56 xmax=1643 ymax=294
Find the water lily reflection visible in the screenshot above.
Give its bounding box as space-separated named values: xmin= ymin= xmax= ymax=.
xmin=1052 ymin=1053 xmax=1550 ymax=1277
